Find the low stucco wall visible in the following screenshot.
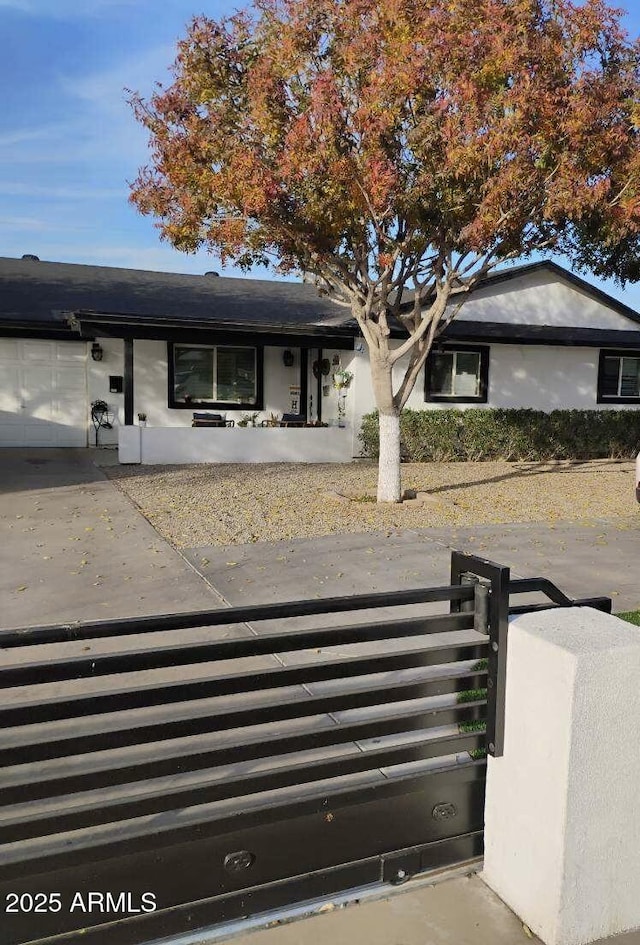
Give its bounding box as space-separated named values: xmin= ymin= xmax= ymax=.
xmin=118 ymin=425 xmax=354 ymax=464
xmin=483 ymin=607 xmax=640 ymax=945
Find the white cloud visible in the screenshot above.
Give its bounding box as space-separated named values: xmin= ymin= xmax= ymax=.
xmin=0 ymin=45 xmax=174 ymax=176
xmin=0 ymin=124 xmax=72 ymax=148
xmin=52 ymin=44 xmax=176 ymax=170
xmin=0 ymin=216 xmax=56 ymax=231
xmin=61 ymin=43 xmax=174 ymax=112
xmin=0 ymin=215 xmax=93 ymax=234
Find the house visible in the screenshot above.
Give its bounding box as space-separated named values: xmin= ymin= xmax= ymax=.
xmin=1 ymin=254 xmax=639 ymax=464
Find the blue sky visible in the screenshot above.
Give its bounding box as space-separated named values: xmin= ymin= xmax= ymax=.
xmin=0 ymin=0 xmax=639 ymax=307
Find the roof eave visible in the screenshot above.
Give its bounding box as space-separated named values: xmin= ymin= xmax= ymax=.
xmin=70 ymin=309 xmax=356 ymax=337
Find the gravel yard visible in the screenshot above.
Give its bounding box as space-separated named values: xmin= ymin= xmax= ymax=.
xmin=106 ymin=459 xmax=638 ymax=548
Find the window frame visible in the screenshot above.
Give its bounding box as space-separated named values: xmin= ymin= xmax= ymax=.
xmin=167 ymin=342 xmax=264 ymax=410
xmin=597 ymin=349 xmax=640 ymax=404
xmin=424 ymin=344 xmax=490 ymax=404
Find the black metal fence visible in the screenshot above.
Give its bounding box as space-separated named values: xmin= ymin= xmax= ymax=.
xmin=0 ymin=553 xmax=610 ymax=945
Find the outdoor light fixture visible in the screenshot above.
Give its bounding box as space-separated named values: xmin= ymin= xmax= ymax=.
xmin=283 ymin=349 xmax=294 ymax=367
xmin=91 ymin=342 xmax=104 ymax=362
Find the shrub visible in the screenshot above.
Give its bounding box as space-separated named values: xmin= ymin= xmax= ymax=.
xmin=359 ymin=408 xmax=640 ymax=462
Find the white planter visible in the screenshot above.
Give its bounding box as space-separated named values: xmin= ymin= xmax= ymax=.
xmin=120 ymin=426 xmax=353 ymax=464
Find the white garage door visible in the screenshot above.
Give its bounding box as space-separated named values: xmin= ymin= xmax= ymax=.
xmin=0 ymin=339 xmax=88 ymax=447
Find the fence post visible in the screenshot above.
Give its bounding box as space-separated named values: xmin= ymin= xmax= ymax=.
xmin=450 ymin=552 xmax=509 ymax=757
xmin=482 ymin=606 xmax=640 ymax=945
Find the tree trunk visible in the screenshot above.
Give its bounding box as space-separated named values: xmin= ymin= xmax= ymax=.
xmin=377 ymin=411 xmax=402 ymax=503
xmin=368 ymin=348 xmax=402 ymax=504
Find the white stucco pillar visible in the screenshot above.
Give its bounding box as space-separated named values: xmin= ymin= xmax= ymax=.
xmin=118 ymin=426 xmax=141 ymax=463
xmin=483 ymin=607 xmax=640 ymax=945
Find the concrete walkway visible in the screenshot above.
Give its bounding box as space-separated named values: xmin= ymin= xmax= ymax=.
xmin=200 ymin=872 xmax=639 ymax=945
xmin=183 ymin=521 xmax=640 ymax=614
xmin=179 ymin=869 xmax=540 ymax=945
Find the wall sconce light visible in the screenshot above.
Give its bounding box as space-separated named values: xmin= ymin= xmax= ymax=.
xmin=282 ymin=349 xmax=294 ymax=367
xmin=91 ymin=342 xmax=104 ymax=362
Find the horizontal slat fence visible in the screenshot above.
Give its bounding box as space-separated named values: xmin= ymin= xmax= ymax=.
xmin=0 ymin=553 xmax=610 ymax=945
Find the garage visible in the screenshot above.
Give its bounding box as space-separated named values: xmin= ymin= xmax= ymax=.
xmin=0 ymin=339 xmax=88 ymax=447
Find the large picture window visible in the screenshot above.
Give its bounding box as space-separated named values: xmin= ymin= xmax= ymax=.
xmin=169 ymin=344 xmax=263 ymax=409
xmin=597 ymin=350 xmax=640 ymax=403
xmin=425 ymin=345 xmax=489 ymax=403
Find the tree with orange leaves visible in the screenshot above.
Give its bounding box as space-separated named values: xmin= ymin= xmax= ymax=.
xmin=130 ymin=0 xmax=640 ymax=502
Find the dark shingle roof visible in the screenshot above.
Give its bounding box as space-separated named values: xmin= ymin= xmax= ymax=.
xmin=1 ymin=256 xmax=639 ymax=342
xmin=0 ymin=256 xmax=352 ymax=331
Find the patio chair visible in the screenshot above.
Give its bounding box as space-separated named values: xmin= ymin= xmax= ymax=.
xmin=279 ymin=413 xmax=306 ymax=427
xmin=191 ymin=412 xmax=235 ymax=428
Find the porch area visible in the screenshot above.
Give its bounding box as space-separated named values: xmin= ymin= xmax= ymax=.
xmin=118 ymin=424 xmax=354 ymax=464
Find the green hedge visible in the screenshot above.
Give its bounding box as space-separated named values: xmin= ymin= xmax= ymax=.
xmin=359 ymin=408 xmax=640 ymax=462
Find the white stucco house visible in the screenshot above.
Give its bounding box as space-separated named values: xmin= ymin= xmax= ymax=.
xmin=1 ymin=254 xmax=640 ymax=464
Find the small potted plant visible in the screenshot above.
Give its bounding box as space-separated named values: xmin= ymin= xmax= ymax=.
xmin=332 ymin=369 xmax=353 ymax=391
xmin=137 ymin=412 xmax=147 ymax=427
xmin=238 ymin=411 xmax=259 ymax=427
xmin=332 ymin=370 xmax=353 ymax=427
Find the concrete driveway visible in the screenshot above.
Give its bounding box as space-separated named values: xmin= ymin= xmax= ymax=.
xmin=0 ymin=448 xmax=223 ymax=629
xmin=2 ymin=448 xmax=638 ymax=631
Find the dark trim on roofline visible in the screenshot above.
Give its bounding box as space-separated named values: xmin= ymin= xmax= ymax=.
xmin=0 ymin=324 xmax=87 ymax=341
xmin=71 ymin=316 xmax=355 ymax=351
xmin=390 ymin=321 xmax=640 ymax=348
xmin=70 ymin=309 xmax=356 ymax=337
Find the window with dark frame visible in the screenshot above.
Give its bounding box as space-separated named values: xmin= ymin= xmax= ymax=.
xmin=424 ymin=345 xmax=489 ymax=403
xmin=597 ymin=350 xmax=640 ymax=403
xmin=169 ymin=344 xmax=262 ymax=408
